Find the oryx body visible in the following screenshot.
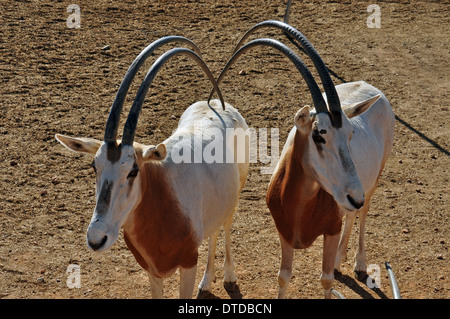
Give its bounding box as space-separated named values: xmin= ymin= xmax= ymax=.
xmin=56 ymin=37 xmax=249 ymax=298
xmin=268 ymin=81 xmax=394 ymax=298
xmin=212 ymin=20 xmax=395 ymax=298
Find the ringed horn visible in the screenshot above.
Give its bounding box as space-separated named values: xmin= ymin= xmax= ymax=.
xmin=208 ymin=38 xmax=328 ymax=114
xmin=104 ymin=36 xmax=225 ymax=146
xmin=211 ymin=20 xmax=343 ymax=128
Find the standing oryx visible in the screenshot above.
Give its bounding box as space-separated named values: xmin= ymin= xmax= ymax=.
xmin=211 ymin=21 xmax=395 ymax=298
xmin=56 ymin=36 xmax=250 ymax=298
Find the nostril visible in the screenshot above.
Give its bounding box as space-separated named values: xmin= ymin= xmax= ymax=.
xmin=88 ymin=235 xmax=107 ymax=251
xmin=347 ymin=195 xmax=364 ymax=209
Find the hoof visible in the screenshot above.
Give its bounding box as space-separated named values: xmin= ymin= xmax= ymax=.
xmin=224 ymin=281 xmax=237 ymax=293
xmin=354 ymin=270 xmax=367 ymax=282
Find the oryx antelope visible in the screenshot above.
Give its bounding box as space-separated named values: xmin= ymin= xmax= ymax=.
xmin=55 ymin=36 xmax=250 ymax=298
xmin=211 ymin=21 xmax=395 ymax=298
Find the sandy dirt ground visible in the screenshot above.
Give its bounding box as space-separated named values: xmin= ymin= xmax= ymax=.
xmin=0 ymin=0 xmax=448 ymax=299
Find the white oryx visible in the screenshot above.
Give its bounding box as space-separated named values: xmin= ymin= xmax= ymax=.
xmin=56 ymin=37 xmax=249 ymax=298
xmin=212 ymin=21 xmax=395 ymax=298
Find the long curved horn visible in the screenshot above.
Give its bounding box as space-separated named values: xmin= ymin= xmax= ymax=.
xmin=209 ymin=38 xmax=328 ymax=113
xmin=231 ymin=20 xmax=342 ymax=127
xmin=122 ymin=48 xmax=225 ymax=145
xmin=104 ymin=36 xmax=202 ymax=144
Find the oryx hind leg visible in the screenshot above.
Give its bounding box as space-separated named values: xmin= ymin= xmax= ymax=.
xmin=197 ymin=230 xmax=219 ymax=298
xmin=223 ymin=212 xmax=237 ymax=292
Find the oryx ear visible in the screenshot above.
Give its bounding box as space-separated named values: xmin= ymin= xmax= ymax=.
xmin=343 ymin=94 xmax=381 ymax=118
xmin=55 ymin=134 xmax=102 ymax=154
xmin=294 ymin=106 xmax=312 ymax=132
xmin=142 ymin=143 xmax=167 ymax=162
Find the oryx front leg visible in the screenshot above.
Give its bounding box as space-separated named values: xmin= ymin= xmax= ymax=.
xmin=180 ymin=265 xmax=197 ymax=299
xmin=354 ymin=205 xmax=369 ymax=280
xmin=148 ymin=273 xmax=164 ymax=299
xmin=197 ymin=230 xmax=219 ymax=298
xmin=335 ymin=209 xmax=358 ymax=273
xmin=321 ymin=233 xmax=340 ymax=299
xmin=277 ymin=236 xmax=294 ymax=299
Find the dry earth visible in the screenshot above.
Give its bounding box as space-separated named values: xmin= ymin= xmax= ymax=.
xmin=0 ymin=0 xmax=448 ymax=299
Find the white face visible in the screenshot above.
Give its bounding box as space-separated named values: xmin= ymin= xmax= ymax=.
xmin=87 ymin=143 xmax=142 ymax=251
xmin=297 ymin=110 xmax=365 ymax=211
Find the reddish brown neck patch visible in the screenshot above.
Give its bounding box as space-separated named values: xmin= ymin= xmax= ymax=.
xmin=266 ymin=130 xmax=341 ymax=249
xmin=123 ymin=159 xmax=198 ymax=277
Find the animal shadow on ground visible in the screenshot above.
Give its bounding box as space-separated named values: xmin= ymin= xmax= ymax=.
xmin=197 ymin=283 xmax=243 ymax=299
xmin=334 ymin=271 xmax=388 ymax=299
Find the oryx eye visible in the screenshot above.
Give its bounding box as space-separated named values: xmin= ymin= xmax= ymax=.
xmin=127 ymin=165 xmax=139 ymax=179
xmin=312 ymin=131 xmax=326 ymax=144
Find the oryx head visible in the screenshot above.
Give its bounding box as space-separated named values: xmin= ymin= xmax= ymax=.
xmin=56 ymin=36 xmax=224 ymax=251
xmin=213 ymin=20 xmax=380 ymax=211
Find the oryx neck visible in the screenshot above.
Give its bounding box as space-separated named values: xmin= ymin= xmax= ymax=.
xmin=283 ymin=130 xmax=320 ymax=202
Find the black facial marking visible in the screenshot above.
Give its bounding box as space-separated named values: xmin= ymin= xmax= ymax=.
xmin=312 ymin=129 xmax=326 ymax=145
xmin=338 ymin=148 xmax=353 ymax=171
xmin=96 ymin=179 xmax=113 ymax=216
xmin=106 ymin=142 xmax=122 ymax=163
